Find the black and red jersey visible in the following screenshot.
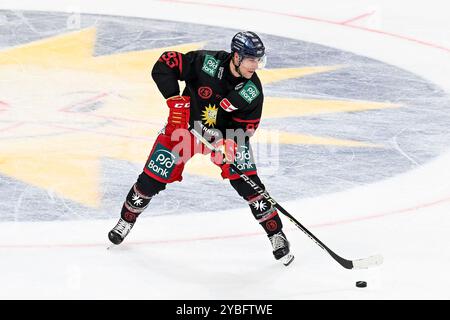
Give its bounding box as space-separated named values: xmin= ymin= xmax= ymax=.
xmin=151 ymin=50 xmax=264 ymax=138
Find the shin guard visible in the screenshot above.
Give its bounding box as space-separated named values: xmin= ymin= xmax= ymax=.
xmin=246 ymin=194 xmax=283 ymax=236
xmin=120 ymin=184 xmax=152 ymax=222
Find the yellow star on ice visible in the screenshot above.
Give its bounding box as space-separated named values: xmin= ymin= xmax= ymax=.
xmin=0 ymin=28 xmax=400 ymax=207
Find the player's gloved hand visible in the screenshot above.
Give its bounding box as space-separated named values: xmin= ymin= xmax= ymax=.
xmin=166 ymin=95 xmax=190 ymax=109
xmin=210 ymin=138 xmax=238 ymax=165
xmin=165 ymin=95 xmax=190 ymax=135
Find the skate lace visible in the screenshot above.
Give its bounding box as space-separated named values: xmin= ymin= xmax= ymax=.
xmin=115 ymin=218 xmax=133 ymax=236
xmin=270 ymin=233 xmax=286 ymax=251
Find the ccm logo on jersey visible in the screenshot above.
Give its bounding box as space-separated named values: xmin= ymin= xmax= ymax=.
xmin=174 ymin=102 xmax=190 ymax=108
xmin=220 ymin=98 xmax=237 ymax=112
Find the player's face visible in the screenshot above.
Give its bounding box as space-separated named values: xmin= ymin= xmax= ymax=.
xmin=234 ymin=54 xmax=267 ymax=79
xmin=239 ymin=57 xmax=259 ymax=78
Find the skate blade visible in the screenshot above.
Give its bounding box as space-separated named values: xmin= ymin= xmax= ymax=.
xmin=281 ymin=254 xmax=295 ymax=266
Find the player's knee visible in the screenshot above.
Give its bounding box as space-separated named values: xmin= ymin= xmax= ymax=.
xmin=136 ymin=172 xmax=167 ymax=197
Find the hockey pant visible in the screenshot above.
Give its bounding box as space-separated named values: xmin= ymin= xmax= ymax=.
xmin=121 ymin=131 xmax=283 ymax=235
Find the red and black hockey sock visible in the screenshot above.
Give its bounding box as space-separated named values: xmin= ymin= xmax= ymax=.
xmin=230 ymin=175 xmax=283 ymax=236
xmin=246 ymin=194 xmax=283 ymax=236
xmin=120 ymin=183 xmax=152 ymax=222
xmin=120 ymin=173 xmax=167 ymax=222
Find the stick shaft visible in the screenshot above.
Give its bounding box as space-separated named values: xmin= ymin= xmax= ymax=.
xmin=190 ymin=127 xmax=354 ymax=269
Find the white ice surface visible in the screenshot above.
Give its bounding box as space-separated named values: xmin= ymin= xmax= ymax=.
xmin=0 ymin=0 xmax=449 ymax=299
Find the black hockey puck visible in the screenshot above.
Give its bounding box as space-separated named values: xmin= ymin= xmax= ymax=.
xmin=356 ymin=281 xmax=367 ymax=288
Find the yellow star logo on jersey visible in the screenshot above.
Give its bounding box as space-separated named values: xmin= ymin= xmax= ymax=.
xmin=201 ymin=104 xmax=218 ymax=127
xmin=0 ymin=28 xmax=400 ymax=207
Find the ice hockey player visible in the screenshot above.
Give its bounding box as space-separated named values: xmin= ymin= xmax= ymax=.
xmin=108 ymin=31 xmax=294 ymax=266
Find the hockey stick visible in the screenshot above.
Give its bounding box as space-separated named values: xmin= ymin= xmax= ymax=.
xmin=190 ymin=127 xmax=383 ymax=269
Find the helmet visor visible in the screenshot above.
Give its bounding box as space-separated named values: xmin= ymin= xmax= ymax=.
xmin=242 ymin=54 xmax=267 ymax=69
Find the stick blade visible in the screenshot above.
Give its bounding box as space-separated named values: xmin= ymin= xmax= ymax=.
xmin=352 ymin=254 xmax=384 ymax=269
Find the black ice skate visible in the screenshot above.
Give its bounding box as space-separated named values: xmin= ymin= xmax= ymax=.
xmin=269 ymin=231 xmax=294 ymax=266
xmin=108 ymin=218 xmax=134 ymax=245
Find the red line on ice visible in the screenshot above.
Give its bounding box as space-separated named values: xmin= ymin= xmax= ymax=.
xmin=0 ymin=100 xmax=10 ymax=111
xmin=1 ymin=2 xmax=449 ymax=249
xmin=339 ymin=11 xmax=375 ymax=25
xmin=310 ymin=195 xmax=450 ymax=228
xmin=47 ymin=123 xmax=153 ymax=140
xmin=158 ymin=0 xmax=450 ymax=53
xmin=82 ymin=113 xmax=160 ymax=125
xmin=59 ymin=92 xmax=109 ymax=112
xmin=1 ymin=194 xmax=449 ymax=250
xmin=59 ymin=92 xmax=159 ymax=125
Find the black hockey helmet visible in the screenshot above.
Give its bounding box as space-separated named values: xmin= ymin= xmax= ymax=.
xmin=230 ymin=31 xmax=266 ymax=69
xmin=231 ymin=31 xmax=265 ymax=58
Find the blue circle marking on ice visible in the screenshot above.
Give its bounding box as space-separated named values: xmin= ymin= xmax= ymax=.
xmin=0 ymin=10 xmax=449 ymax=221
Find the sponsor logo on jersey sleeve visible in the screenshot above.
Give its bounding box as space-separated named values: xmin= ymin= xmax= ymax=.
xmin=201 ymin=55 xmax=220 ymax=77
xmin=238 ymin=80 xmax=260 ymax=103
xmin=219 ymin=98 xmax=238 ymax=112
